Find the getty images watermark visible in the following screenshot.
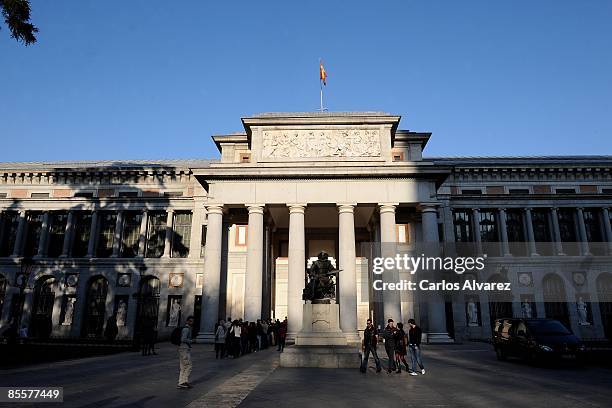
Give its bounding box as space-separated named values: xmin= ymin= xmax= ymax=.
xmin=371 ymin=253 xmax=510 ymax=292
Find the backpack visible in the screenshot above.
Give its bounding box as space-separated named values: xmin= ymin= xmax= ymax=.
xmin=170 ymin=326 xmax=183 ymax=345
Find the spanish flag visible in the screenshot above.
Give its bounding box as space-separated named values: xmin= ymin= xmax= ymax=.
xmin=320 ymin=61 xmax=327 ymax=86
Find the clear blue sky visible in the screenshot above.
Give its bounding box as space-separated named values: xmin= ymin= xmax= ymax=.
xmin=1 ymin=0 xmax=611 ymax=162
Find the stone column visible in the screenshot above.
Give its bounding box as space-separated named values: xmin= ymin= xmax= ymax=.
xmin=111 ymin=211 xmax=124 ymax=257
xmin=498 ymin=208 xmax=511 ymax=256
xmin=137 ymin=210 xmax=148 ymax=257
xmin=11 ymin=210 xmax=27 ymax=257
xmin=525 ymin=208 xmax=538 ymax=256
xmin=421 ymin=204 xmax=451 ymax=342
xmin=471 ymin=208 xmax=482 ymax=254
xmin=550 ymin=207 xmax=565 ymax=255
xmin=244 ymin=204 xmax=264 ymax=322
xmin=35 ymin=211 xmax=50 ymax=258
xmin=576 ymin=207 xmax=591 ymax=256
xmin=61 ymin=211 xmax=75 ymax=258
xmin=197 ymin=205 xmax=224 ymax=342
xmin=379 ymin=203 xmax=401 ymax=322
xmin=0 ymin=211 xmax=5 ymax=250
xmin=287 ymin=204 xmax=306 ymax=338
xmin=338 ymin=203 xmax=358 ymax=342
xmin=602 ymin=208 xmax=612 ymax=255
xmin=163 ymin=209 xmax=174 ymax=258
xmin=87 ymin=210 xmax=99 ymax=258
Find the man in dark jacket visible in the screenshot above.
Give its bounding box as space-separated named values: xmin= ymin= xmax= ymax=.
xmin=382 ymin=319 xmax=397 ymax=373
xmin=360 ymin=319 xmax=382 ymax=373
xmin=408 ymin=318 xmax=425 ymax=375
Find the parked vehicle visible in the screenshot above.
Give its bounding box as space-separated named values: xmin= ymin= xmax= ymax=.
xmin=492 ymin=318 xmax=586 ymax=363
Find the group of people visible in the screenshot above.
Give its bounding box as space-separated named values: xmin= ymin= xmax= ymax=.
xmin=214 ymin=317 xmax=288 ymax=359
xmin=360 ymin=318 xmax=425 ymax=376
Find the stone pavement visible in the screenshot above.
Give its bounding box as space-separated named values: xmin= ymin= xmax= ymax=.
xmin=2 ymin=342 xmax=612 ymax=407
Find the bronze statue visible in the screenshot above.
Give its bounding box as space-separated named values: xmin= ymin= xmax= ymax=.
xmin=302 ymin=251 xmax=341 ymax=302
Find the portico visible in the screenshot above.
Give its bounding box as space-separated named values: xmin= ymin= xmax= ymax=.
xmin=193 ymin=112 xmax=451 ymax=343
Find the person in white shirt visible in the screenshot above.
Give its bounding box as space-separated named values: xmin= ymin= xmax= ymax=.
xmin=177 ymin=316 xmax=194 ymax=389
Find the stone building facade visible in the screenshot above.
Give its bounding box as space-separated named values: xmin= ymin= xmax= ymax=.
xmin=0 ymin=112 xmax=611 ymax=343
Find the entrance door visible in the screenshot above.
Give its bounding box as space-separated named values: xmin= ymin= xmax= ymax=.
xmin=31 ymin=276 xmax=55 ymax=338
xmin=543 ymin=274 xmax=570 ymax=330
xmin=597 ymin=273 xmax=612 ymax=340
xmin=82 ymin=276 xmax=109 ymax=338
xmin=135 ymin=277 xmax=160 ymax=342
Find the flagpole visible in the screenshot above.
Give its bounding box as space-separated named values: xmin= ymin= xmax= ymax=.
xmin=320 ymin=80 xmax=323 ymax=112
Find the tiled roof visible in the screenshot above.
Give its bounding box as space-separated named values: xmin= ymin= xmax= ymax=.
xmin=428 ymin=156 xmax=612 ymax=166
xmin=0 ymin=159 xmax=216 ymax=171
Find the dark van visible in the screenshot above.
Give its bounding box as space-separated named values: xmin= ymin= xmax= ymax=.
xmin=492 ymin=318 xmax=586 ymax=363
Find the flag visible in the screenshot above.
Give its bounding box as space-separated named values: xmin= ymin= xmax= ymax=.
xmin=319 ymin=61 xmax=327 ymax=86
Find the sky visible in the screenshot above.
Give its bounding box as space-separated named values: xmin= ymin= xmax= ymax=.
xmin=1 ymin=0 xmax=611 ymax=162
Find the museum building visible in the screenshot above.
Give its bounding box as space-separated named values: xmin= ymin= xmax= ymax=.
xmin=0 ymin=112 xmax=611 ymax=343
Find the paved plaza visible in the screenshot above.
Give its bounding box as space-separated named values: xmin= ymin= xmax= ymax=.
xmin=2 ymin=342 xmax=612 ymax=407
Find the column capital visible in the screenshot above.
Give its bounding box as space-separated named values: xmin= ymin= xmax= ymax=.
xmin=576 ymin=207 xmax=585 ymax=212
xmin=205 ymin=205 xmax=224 ymax=215
xmin=337 ymin=203 xmax=356 ymax=214
xmin=287 ymin=204 xmax=306 ymax=214
xmin=378 ymin=203 xmax=398 ymax=214
xmin=246 ymin=204 xmax=265 ymax=215
xmin=471 ymin=207 xmax=480 ymax=213
xmin=551 ymin=206 xmax=559 ymax=211
xmin=418 ymin=203 xmax=439 ymax=213
xmin=498 ymin=207 xmax=507 ymax=212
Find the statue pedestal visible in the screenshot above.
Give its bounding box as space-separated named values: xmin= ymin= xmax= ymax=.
xmin=280 ymin=302 xmax=360 ymax=368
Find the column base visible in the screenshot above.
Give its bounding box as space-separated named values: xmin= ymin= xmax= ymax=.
xmin=343 ymin=331 xmax=362 ymax=346
xmin=425 ymin=332 xmax=454 ymax=344
xmin=280 ymin=345 xmax=360 ymax=368
xmin=195 ymin=331 xmax=215 ymax=344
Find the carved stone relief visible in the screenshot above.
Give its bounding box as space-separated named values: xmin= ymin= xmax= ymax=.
xmin=261 ymin=129 xmax=381 ymax=159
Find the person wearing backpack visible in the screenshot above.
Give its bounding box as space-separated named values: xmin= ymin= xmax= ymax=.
xmin=176 ymin=315 xmax=194 ymax=389
xmin=214 ymin=319 xmax=226 ymax=359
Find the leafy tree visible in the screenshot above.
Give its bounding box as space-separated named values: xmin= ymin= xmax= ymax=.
xmin=1 ymin=0 xmax=37 ymax=45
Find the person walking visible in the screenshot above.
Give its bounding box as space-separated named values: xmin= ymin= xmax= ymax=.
xmin=382 ymin=319 xmax=397 ymax=373
xmin=278 ymin=318 xmax=287 ymax=352
xmin=177 ymin=316 xmax=194 ymax=389
xmin=214 ymin=319 xmax=226 ymax=359
xmin=394 ymin=322 xmax=410 ymax=373
xmin=408 ymin=318 xmax=425 ymax=376
xmin=359 ymin=319 xmax=382 ymax=373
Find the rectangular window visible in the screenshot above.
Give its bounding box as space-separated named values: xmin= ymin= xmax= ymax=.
xmin=200 ymin=225 xmax=207 ymax=258
xmin=602 ymin=188 xmax=612 ymax=194
xmin=24 ymin=212 xmax=44 ymax=257
xmin=95 ymin=212 xmax=117 ymax=257
xmin=47 ymin=212 xmax=68 ymax=258
xmin=163 ymin=191 xmax=183 ymax=198
xmin=118 ymin=191 xmax=139 ymax=198
xmin=509 ymin=189 xmax=530 ymax=195
xmin=396 ymin=224 xmax=409 ymax=243
xmin=0 ymin=211 xmax=20 ymax=256
xmin=392 ymin=152 xmax=404 ymax=162
xmin=453 ymin=210 xmax=472 ymax=243
xmin=479 ymin=210 xmax=499 ymax=256
xmin=461 ymin=189 xmax=482 ymax=195
xmin=556 ymin=188 xmax=576 ymax=194
xmin=240 ymin=153 xmax=251 ymax=163
xmin=71 ymin=212 xmax=92 ymax=257
xmin=146 ymin=212 xmax=167 ymax=258
xmin=506 ymin=210 xmax=527 ymax=256
xmin=120 ymin=212 xmax=142 ymax=258
xmin=583 ymin=208 xmax=605 ymax=255
xmin=171 ymin=212 xmax=192 ymax=258
xmin=30 ymin=192 xmax=50 ymax=198
xmin=532 ymin=209 xmax=552 ymax=256
xmin=0 ymin=193 xmax=7 ymax=198
xmin=235 ymin=225 xmax=248 ymax=246
xmin=74 ymin=192 xmax=94 ymax=198
xmin=557 ymin=208 xmax=579 ymax=256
